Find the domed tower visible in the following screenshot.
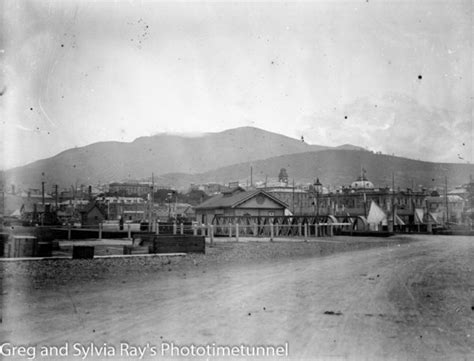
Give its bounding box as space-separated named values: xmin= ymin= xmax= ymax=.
xmin=351 ymin=169 xmax=374 ymax=190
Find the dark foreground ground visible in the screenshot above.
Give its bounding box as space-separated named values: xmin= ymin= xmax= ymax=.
xmin=1 ymin=235 xmax=473 ymax=360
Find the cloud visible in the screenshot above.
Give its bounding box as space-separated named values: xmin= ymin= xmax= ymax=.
xmin=302 ymin=93 xmax=472 ymax=163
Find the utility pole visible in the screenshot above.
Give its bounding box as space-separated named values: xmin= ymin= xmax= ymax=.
xmin=42 ymin=181 xmax=45 ymax=207
xmin=314 ymin=178 xmax=322 ymax=223
xmin=292 ymin=178 xmax=295 ymax=215
xmin=445 ymin=175 xmax=449 ymax=226
xmin=41 ymin=181 xmax=45 ymax=226
xmin=174 ymin=191 xmax=178 ymax=219
xmin=250 ymin=166 xmax=253 ymax=188
xmin=167 ymin=192 xmax=172 ymax=221
xmin=149 ymin=173 xmax=154 ymax=232
xmin=55 ymin=184 xmax=58 ymax=209
xmin=392 ymin=173 xmax=395 ymax=231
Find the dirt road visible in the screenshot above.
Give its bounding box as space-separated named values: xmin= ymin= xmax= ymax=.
xmin=2 ymin=235 xmax=473 ymax=360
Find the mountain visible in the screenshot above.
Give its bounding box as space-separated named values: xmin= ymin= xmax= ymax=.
xmin=158 ymin=149 xmax=474 ymax=190
xmin=5 ymin=126 xmax=470 ymax=192
xmin=3 ymin=127 xmax=361 ymax=189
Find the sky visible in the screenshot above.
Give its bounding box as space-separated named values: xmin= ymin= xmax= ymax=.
xmin=1 ymin=0 xmax=472 ymax=169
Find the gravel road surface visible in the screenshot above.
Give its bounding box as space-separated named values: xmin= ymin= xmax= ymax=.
xmin=1 ymin=235 xmax=473 ymax=360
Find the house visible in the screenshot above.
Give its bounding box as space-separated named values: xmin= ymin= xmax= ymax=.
xmin=194 ymin=187 xmax=288 ymax=224
xmin=80 ymin=202 xmax=107 ymax=226
xmin=182 ymin=205 xmax=196 ymax=220
xmin=153 ymin=203 xmax=194 ymax=222
xmin=425 ymin=194 xmax=465 ymax=224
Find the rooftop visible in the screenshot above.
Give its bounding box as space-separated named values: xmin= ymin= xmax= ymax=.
xmin=195 ymin=188 xmax=288 ymax=210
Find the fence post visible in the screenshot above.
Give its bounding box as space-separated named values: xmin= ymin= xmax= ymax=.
xmin=173 ymin=222 xmax=177 ymax=235
xmin=209 ymin=224 xmax=214 ymax=246
xmin=180 ymin=223 xmax=184 ymax=235
xmin=200 ymin=224 xmax=205 ymax=236
xmin=98 ymin=222 xmax=102 ymax=240
xmin=193 ymin=223 xmax=197 ymax=236
xmin=304 ymin=223 xmax=308 ymax=239
xmin=68 ymin=223 xmax=72 ymax=241
xmin=155 ymin=221 xmax=159 ymax=235
xmin=235 ymin=223 xmax=239 ymax=242
xmin=275 ymin=222 xmax=279 ymax=238
xmin=298 ymin=222 xmax=302 ymax=237
xmin=229 ymin=223 xmax=232 ymax=238
xmin=270 ymin=221 xmax=274 ymax=241
xmin=253 ymin=222 xmax=258 ymax=237
xmin=127 ymin=223 xmax=131 ymax=240
xmin=329 ymin=224 xmax=333 ymax=237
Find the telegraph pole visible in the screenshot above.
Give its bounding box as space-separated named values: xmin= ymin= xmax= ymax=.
xmin=55 ymin=184 xmax=58 ymax=209
xmin=41 ymin=181 xmax=45 ymax=226
xmin=292 ymin=178 xmax=295 ymax=214
xmin=250 ymin=166 xmax=253 ymax=188
xmin=149 ymin=173 xmax=154 ymax=232
xmin=445 ymin=175 xmax=449 ymax=226
xmin=42 ymin=181 xmax=45 ymax=208
xmin=392 ymin=173 xmax=395 ymax=231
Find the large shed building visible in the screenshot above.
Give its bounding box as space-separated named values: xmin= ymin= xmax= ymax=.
xmin=194 ymin=187 xmax=288 ymax=224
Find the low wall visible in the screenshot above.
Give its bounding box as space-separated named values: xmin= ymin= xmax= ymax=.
xmin=2 ymin=235 xmax=53 ymax=258
xmin=135 ymin=234 xmax=205 ymax=254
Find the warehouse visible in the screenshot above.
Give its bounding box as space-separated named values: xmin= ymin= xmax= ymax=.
xmin=195 ymin=187 xmax=288 ymax=224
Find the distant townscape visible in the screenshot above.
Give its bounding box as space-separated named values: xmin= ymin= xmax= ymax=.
xmin=1 ymin=127 xmax=473 ymax=232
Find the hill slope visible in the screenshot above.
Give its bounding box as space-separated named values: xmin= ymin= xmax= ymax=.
xmin=4 ymin=127 xmax=346 ymax=189
xmin=159 ymin=149 xmax=474 ymax=190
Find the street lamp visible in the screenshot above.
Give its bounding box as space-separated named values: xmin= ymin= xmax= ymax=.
xmin=313 ymin=178 xmax=323 ymax=222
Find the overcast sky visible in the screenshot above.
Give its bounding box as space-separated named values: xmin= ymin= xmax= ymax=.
xmin=1 ymin=0 xmax=472 ymax=169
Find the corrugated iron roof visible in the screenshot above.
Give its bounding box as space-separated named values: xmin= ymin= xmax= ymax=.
xmin=195 ymin=189 xmax=288 ymax=210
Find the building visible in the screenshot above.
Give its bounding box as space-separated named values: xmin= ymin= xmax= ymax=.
xmin=425 ymin=194 xmax=465 ymax=224
xmin=108 ymin=182 xmax=152 ymax=197
xmin=98 ymin=197 xmax=146 ymax=221
xmin=314 ymin=175 xmax=429 ymax=225
xmin=80 ymin=202 xmax=107 ymax=226
xmin=190 ymin=183 xmax=230 ymax=195
xmin=264 ymin=173 xmax=431 ymax=225
xmin=266 ymin=187 xmax=311 ymax=215
xmin=195 ymin=187 xmax=288 ymax=224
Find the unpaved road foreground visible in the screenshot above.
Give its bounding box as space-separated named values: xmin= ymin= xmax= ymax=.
xmin=1 ymin=235 xmax=473 ymax=360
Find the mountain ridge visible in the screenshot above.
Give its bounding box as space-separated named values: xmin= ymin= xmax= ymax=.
xmin=3 ymin=127 xmax=363 ymax=189
xmin=159 ymin=149 xmax=474 ymax=190
xmin=3 ymin=126 xmax=471 ymax=192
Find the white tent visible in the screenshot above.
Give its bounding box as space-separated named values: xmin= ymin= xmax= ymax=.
xmin=414 ymin=208 xmax=424 ymax=224
xmin=10 ymin=209 xmax=22 ymax=218
xmin=367 ymin=201 xmax=387 ymax=230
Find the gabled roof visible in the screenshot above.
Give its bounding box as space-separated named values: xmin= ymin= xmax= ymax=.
xmin=195 ymin=189 xmax=288 ymax=210
xmin=80 ymin=202 xmax=106 ymax=216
